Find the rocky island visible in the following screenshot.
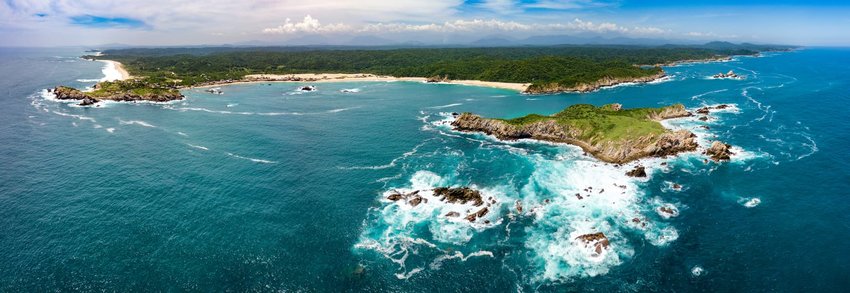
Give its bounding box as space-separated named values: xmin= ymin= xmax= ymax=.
xmin=451 ymin=103 xmax=700 ymax=164
xmin=52 ymin=80 xmax=183 ymax=106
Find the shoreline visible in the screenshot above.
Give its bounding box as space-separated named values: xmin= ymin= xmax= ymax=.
xmin=188 ymin=73 xmax=531 ymax=92
xmin=101 ymin=60 xmax=131 ymax=81
xmin=93 ymin=52 xmax=760 ymax=96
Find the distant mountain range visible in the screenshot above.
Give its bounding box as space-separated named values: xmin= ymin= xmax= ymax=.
xmin=91 ymin=37 xmax=796 ymax=52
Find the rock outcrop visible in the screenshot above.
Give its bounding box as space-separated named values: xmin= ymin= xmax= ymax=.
xmin=79 ymin=97 xmax=98 ymax=106
xmin=626 ymin=166 xmax=647 ymax=177
xmin=426 ymin=75 xmax=450 ymax=83
xmin=705 ymin=141 xmax=733 ymax=161
xmin=451 ymin=108 xmax=698 ymax=164
xmin=432 ymin=187 xmax=484 ymax=206
xmin=713 ymin=70 xmax=743 ymax=79
xmin=575 ymin=232 xmax=611 ymax=255
xmin=52 ymin=86 xmax=183 ymax=103
xmin=524 ymin=71 xmax=666 ymax=94
xmin=387 ymin=187 xmax=496 ymax=223
xmin=647 ymin=104 xmax=692 ymax=120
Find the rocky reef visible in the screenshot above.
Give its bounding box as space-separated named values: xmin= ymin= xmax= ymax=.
xmin=712 ymin=70 xmax=744 ymax=79
xmin=53 ymin=85 xmax=183 ymax=105
xmin=575 ymin=232 xmax=610 ymax=255
xmin=451 ymin=104 xmax=699 ymax=164
xmin=387 ymin=187 xmax=495 ymax=223
xmin=524 ymin=71 xmax=666 ymax=94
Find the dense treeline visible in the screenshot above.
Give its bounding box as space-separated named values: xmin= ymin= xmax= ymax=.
xmin=93 ymin=44 xmax=789 ymax=88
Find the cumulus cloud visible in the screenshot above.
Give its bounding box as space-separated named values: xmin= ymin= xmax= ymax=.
xmin=262 ymin=15 xmax=350 ymax=34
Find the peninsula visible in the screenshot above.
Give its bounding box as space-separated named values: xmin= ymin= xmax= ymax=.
xmin=451 ymin=103 xmax=699 ymax=163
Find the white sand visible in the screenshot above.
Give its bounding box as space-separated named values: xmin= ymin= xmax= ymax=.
xmin=231 ymin=73 xmax=530 ymax=92
xmin=100 ymin=60 xmax=131 ymax=81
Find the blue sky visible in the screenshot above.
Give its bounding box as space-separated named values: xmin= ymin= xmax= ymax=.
xmin=1 ymin=0 xmax=848 ymax=46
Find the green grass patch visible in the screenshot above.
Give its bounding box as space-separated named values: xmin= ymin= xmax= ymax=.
xmin=499 ymin=104 xmax=678 ymax=144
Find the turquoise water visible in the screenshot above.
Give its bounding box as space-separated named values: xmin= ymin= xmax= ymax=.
xmin=1 ymin=47 xmax=849 ymax=291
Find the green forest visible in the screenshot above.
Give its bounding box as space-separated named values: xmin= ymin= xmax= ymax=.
xmin=89 ymin=43 xmax=792 ymax=91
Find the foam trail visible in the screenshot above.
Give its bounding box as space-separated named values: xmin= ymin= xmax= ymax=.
xmin=394 ymin=268 xmax=423 ymax=280
xmin=119 ymin=119 xmax=156 ymax=128
xmin=187 ymin=144 xmax=209 ymax=151
xmin=226 ymin=152 xmax=277 ymax=164
xmin=51 ymin=111 xmax=96 ymax=122
xmin=796 ymin=133 xmax=818 ymax=160
xmin=338 ymin=139 xmax=431 ymax=170
xmin=690 ymin=89 xmax=728 ymax=100
xmin=429 ymin=103 xmax=462 ymax=109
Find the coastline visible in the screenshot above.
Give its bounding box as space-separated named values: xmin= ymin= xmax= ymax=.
xmin=87 ymin=52 xmax=754 ymax=98
xmin=190 ymin=73 xmax=531 ymax=92
xmin=101 ymin=60 xmax=131 ymax=81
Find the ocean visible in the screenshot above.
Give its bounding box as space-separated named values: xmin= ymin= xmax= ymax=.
xmin=1 ymin=47 xmax=848 ymax=291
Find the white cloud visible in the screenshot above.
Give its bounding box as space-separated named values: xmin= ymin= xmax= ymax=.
xmin=262 ymin=16 xmax=666 ymax=36
xmin=262 ymin=15 xmax=351 ymax=34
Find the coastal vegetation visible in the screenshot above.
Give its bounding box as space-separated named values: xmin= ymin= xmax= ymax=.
xmin=89 ymin=43 xmax=789 ymax=90
xmin=452 ymin=103 xmax=699 ymax=163
xmin=57 ymin=43 xmax=793 ymax=102
xmin=498 ymin=103 xmax=674 ymax=143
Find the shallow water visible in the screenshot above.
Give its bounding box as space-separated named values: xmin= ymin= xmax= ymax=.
xmin=1 ymin=47 xmax=849 ymax=291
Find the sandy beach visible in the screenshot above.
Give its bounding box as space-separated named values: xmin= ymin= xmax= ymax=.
xmin=100 ymin=60 xmax=131 ymax=81
xmin=197 ymin=73 xmax=531 ymax=92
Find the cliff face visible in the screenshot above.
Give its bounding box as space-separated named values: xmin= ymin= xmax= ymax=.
xmin=451 ymin=110 xmax=698 ymax=164
xmin=53 ymin=86 xmax=183 ymax=104
xmin=525 ymin=71 xmax=666 ymax=94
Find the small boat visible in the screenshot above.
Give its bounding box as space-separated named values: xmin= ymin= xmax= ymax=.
xmin=205 ymin=88 xmax=223 ymax=95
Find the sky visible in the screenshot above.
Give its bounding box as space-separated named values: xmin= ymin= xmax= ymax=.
xmin=1 ymin=0 xmax=849 ymax=47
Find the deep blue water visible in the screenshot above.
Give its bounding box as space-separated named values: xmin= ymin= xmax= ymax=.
xmin=1 ymin=47 xmax=849 ymax=291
